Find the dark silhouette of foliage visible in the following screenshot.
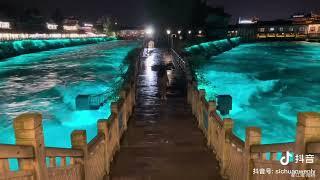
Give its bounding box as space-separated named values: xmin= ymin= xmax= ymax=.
xmin=145 ymin=0 xmax=208 ymax=28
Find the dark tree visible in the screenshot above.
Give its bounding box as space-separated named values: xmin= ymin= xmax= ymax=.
xmin=51 ymin=8 xmax=64 ymax=25
xmin=0 ymin=2 xmax=19 ymax=18
xmin=145 ymin=0 xmax=208 ymax=28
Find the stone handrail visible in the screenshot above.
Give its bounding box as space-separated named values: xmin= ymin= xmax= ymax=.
xmin=182 ymin=47 xmax=320 ymax=179
xmin=307 ymin=142 xmax=320 ymax=154
xmin=0 ymin=144 xmax=34 ymax=159
xmin=45 ymin=147 xmax=84 ymax=157
xmin=188 ymin=80 xmax=320 ymax=179
xmin=251 ymin=142 xmax=295 ymax=153
xmin=0 ymin=49 xmax=140 ymax=180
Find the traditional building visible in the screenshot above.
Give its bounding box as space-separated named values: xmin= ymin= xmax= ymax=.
xmin=117 ymin=26 xmax=144 ymax=40
xmin=63 ymin=17 xmax=80 ymax=33
xmin=256 ymin=20 xmax=307 ymax=40
xmin=229 ymin=12 xmax=320 ymax=41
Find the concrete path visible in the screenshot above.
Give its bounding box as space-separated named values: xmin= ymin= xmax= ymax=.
xmin=109 ymin=49 xmax=223 ymax=180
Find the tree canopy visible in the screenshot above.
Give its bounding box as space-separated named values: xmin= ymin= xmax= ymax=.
xmin=145 ymin=0 xmax=207 ymax=28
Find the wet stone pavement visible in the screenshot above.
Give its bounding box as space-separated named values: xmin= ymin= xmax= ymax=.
xmin=109 ymin=49 xmax=223 ymax=180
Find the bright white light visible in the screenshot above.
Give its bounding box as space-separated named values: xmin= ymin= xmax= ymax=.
xmin=198 ymin=30 xmax=202 ymax=34
xmin=0 ymin=33 xmax=106 ymax=41
xmin=47 ymin=23 xmax=58 ymax=30
xmin=166 ymin=29 xmax=171 ymax=35
xmin=178 ymin=30 xmax=182 ymax=34
xmin=115 ymin=22 xmax=118 ymax=25
xmin=63 ymin=25 xmax=78 ymax=31
xmin=145 ymin=27 xmax=154 ymax=35
xmin=0 ymin=21 xmax=10 ymax=29
xmin=188 ymin=30 xmax=192 ymax=34
xmin=84 ymin=23 xmax=93 ymax=27
xmin=238 ymin=17 xmax=257 ymax=24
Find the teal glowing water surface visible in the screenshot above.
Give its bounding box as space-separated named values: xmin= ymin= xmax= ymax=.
xmin=192 ymin=41 xmax=320 ymax=144
xmin=0 ymin=40 xmax=138 ymax=148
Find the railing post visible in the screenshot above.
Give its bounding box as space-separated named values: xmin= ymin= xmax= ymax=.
xmin=120 ymin=90 xmax=128 ymax=130
xmin=98 ymin=120 xmax=110 ymax=175
xmin=191 ymin=81 xmax=197 ymax=115
xmin=198 ymin=89 xmax=206 ymax=130
xmin=71 ymin=130 xmax=88 ymax=180
xmin=220 ymin=118 xmax=233 ymax=177
xmin=14 ymin=113 xmax=49 ymax=180
xmin=244 ymin=127 xmax=261 ymax=180
xmin=294 ymin=112 xmax=320 ymax=170
xmin=111 ymin=102 xmax=120 ymax=151
xmin=207 ymin=101 xmax=217 ymax=147
xmin=187 ymin=82 xmax=192 ymax=104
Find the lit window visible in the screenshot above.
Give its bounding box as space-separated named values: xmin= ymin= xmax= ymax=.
xmin=63 ymin=25 xmax=78 ymax=31
xmin=289 ymin=27 xmax=294 ymax=32
xmin=47 ymin=23 xmax=58 ymax=30
xmin=310 ymin=26 xmax=316 ymax=32
xmin=258 ymin=28 xmax=265 ymax=32
xmin=270 ymin=27 xmax=275 ymax=31
xmin=299 ymin=27 xmax=305 ymax=31
xmin=0 ymin=21 xmax=10 ymax=29
xmin=279 ymin=27 xmax=284 ymax=32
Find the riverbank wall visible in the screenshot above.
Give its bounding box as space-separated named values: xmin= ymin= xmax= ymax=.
xmin=0 ymin=37 xmax=116 ymax=60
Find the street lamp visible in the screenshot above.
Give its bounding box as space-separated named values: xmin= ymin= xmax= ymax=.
xmin=178 ymin=30 xmax=182 ymax=35
xmin=198 ymin=30 xmax=202 ymax=34
xmin=166 ymin=29 xmax=171 ymax=49
xmin=188 ymin=30 xmax=192 ymax=34
xmin=145 ymin=27 xmax=154 ymax=35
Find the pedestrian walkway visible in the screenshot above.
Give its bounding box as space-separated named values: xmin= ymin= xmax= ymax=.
xmin=109 ymin=49 xmax=223 ymax=180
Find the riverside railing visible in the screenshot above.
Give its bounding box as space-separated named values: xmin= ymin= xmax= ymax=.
xmin=177 ymin=49 xmax=320 ymax=180
xmin=0 ymin=33 xmax=107 ymax=42
xmin=0 ymin=51 xmax=139 ymax=180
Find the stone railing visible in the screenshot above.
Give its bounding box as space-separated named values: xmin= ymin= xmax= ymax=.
xmin=0 ymin=51 xmax=139 ymax=180
xmin=187 ymin=81 xmax=320 ymax=180
xmin=177 ymin=47 xmax=320 ymax=179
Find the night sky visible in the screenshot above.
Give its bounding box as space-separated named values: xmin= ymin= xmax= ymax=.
xmin=1 ymin=0 xmax=320 ymax=25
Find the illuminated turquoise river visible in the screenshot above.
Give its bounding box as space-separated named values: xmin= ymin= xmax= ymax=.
xmin=0 ymin=40 xmax=138 ymax=148
xmin=191 ymin=41 xmax=320 ymax=144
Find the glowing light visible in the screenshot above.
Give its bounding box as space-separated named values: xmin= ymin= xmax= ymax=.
xmin=293 ymin=15 xmax=305 ymax=18
xmin=188 ymin=30 xmax=192 ymax=34
xmin=63 ymin=25 xmax=78 ymax=31
xmin=145 ymin=27 xmax=154 ymax=35
xmin=47 ymin=23 xmax=58 ymax=30
xmin=0 ymin=33 xmax=106 ymax=41
xmin=198 ymin=30 xmax=202 ymax=34
xmin=166 ymin=29 xmax=171 ymax=35
xmin=84 ymin=23 xmax=93 ymax=27
xmin=0 ymin=21 xmax=10 ymax=29
xmin=238 ymin=17 xmax=258 ymax=24
xmin=178 ymin=30 xmax=182 ymax=34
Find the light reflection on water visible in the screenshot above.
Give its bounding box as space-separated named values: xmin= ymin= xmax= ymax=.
xmin=193 ymin=41 xmax=320 ymax=144
xmin=0 ymin=40 xmax=138 ymax=148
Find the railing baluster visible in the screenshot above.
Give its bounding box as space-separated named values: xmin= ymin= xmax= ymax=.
xmin=270 ymin=152 xmax=278 ymax=161
xmin=0 ymin=159 xmax=10 ymax=173
xmin=49 ymin=157 xmax=56 ymax=168
xmin=262 ymin=152 xmax=268 ymax=160
xmin=60 ymin=157 xmax=67 ymax=167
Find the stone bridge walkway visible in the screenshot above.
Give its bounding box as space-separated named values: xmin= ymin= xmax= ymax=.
xmin=109 ymin=49 xmax=223 ymax=180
